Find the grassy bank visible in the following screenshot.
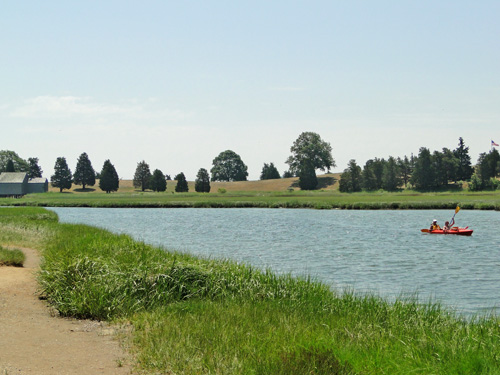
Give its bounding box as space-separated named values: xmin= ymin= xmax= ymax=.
xmin=1 ymin=207 xmax=499 ymax=374
xmin=1 ymin=189 xmax=500 ymax=210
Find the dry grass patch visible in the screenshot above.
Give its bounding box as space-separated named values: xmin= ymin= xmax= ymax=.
xmin=50 ymin=174 xmax=340 ymax=194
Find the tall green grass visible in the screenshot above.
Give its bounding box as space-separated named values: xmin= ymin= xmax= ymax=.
xmin=1 ymin=207 xmax=499 ymax=374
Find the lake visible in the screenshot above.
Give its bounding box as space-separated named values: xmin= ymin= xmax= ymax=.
xmin=49 ymin=207 xmax=500 ymax=316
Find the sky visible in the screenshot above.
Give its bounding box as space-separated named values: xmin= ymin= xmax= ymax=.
xmin=1 ymin=1 xmax=499 ymax=180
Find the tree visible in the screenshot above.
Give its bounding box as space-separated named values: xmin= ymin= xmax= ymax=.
xmin=150 ymin=169 xmax=167 ymax=192
xmin=175 ymin=172 xmax=189 ymax=192
xmin=5 ymin=160 xmax=15 ymax=172
xmin=298 ymin=160 xmax=318 ymax=190
xmin=260 ymin=162 xmax=281 ymax=180
xmin=472 ymin=149 xmax=500 ymax=190
xmin=99 ymin=160 xmax=119 ymax=193
xmin=195 ymin=168 xmax=211 ymax=193
xmin=361 ymin=159 xmax=380 ymax=191
xmin=339 ymin=159 xmax=362 ymax=192
xmin=0 ymin=150 xmax=29 ymax=172
xmin=28 ymin=157 xmax=43 ymax=179
xmin=73 ymin=152 xmax=96 ymax=190
xmin=51 ymin=157 xmax=72 ymax=192
xmin=285 ymin=132 xmax=335 ymax=176
xmin=411 ymin=147 xmax=435 ymax=190
xmin=454 ymin=137 xmax=473 ymax=181
xmin=382 ymin=156 xmax=401 ymax=191
xmin=133 ymin=160 xmax=152 ymax=191
xmin=211 ymin=150 xmax=248 ymax=182
xmin=397 ymin=156 xmax=412 ymax=187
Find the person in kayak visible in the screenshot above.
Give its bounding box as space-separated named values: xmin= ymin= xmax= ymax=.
xmin=430 ymin=219 xmax=441 ymax=231
xmin=443 ymin=218 xmax=455 ymax=231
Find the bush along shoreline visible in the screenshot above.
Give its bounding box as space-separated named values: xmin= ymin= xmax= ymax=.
xmin=1 ymin=207 xmax=499 ymax=374
xmin=1 ymin=191 xmax=500 ymax=211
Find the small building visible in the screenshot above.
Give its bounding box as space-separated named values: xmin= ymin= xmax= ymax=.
xmin=0 ymin=172 xmax=48 ymax=197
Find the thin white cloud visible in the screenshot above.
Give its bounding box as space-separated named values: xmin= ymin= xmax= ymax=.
xmin=7 ymin=95 xmax=192 ymax=122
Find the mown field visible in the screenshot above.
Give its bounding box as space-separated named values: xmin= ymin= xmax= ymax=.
xmin=1 ymin=174 xmax=499 ymax=210
xmin=1 ymin=207 xmax=499 ymax=374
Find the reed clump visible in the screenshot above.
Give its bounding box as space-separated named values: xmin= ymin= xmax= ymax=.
xmin=0 ymin=246 xmax=25 ymax=267
xmin=1 ymin=207 xmax=499 ymax=374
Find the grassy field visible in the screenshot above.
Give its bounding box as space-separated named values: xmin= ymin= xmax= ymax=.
xmin=0 ymin=174 xmax=499 ymax=210
xmin=1 ymin=207 xmax=499 ymax=374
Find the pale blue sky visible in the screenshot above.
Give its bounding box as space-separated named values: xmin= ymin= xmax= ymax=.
xmin=1 ymin=1 xmax=499 ymax=180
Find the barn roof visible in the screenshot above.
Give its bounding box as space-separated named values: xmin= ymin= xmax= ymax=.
xmin=0 ymin=172 xmax=28 ymax=183
xmin=28 ymin=177 xmax=47 ymax=184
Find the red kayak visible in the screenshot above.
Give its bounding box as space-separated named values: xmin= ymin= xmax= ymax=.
xmin=421 ymin=228 xmax=473 ymax=236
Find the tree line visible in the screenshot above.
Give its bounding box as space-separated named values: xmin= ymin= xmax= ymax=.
xmin=338 ymin=137 xmax=500 ymax=192
xmin=1 ymin=133 xmax=498 ymax=193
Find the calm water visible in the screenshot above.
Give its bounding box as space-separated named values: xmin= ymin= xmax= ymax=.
xmin=50 ymin=207 xmax=500 ymax=316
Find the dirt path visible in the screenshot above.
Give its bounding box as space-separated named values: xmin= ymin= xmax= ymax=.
xmin=0 ymin=247 xmax=132 ymax=374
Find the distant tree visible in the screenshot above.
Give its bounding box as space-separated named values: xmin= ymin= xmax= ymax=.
xmin=441 ymin=148 xmax=459 ymax=184
xmin=51 ymin=157 xmax=72 ymax=192
xmin=195 ymin=168 xmax=211 ymax=193
xmin=27 ymin=157 xmax=43 ymax=179
xmin=397 ymin=156 xmax=412 ymax=187
xmin=472 ymin=149 xmax=500 ymax=190
xmin=133 ymin=160 xmax=152 ymax=191
xmin=175 ymin=172 xmax=189 ymax=192
xmin=73 ymin=152 xmax=96 ymax=190
xmin=211 ymin=150 xmax=248 ymax=182
xmin=166 ymin=175 xmax=172 ymax=181
xmin=361 ymin=159 xmax=378 ymax=191
xmin=282 ymin=170 xmax=294 ymax=178
xmin=5 ymin=160 xmax=15 ymax=172
xmin=150 ymin=169 xmax=167 ymax=192
xmin=411 ymin=147 xmax=435 ymax=190
xmin=339 ymin=159 xmax=362 ymax=193
xmin=99 ymin=159 xmax=119 ymax=193
xmin=260 ymin=162 xmax=281 ymax=180
xmin=286 ymin=132 xmax=335 ymax=177
xmin=454 ymin=137 xmax=474 ymax=181
xmin=298 ymin=160 xmax=318 ymax=190
xmin=382 ymin=156 xmax=401 ymax=191
xmin=0 ymin=151 xmax=29 ymax=172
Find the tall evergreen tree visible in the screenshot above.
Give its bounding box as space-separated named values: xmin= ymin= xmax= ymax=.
xmin=73 ymin=152 xmax=96 ymax=190
xmin=397 ymin=156 xmax=412 ymax=187
xmin=5 ymin=160 xmax=15 ymax=172
xmin=150 ymin=169 xmax=167 ymax=192
xmin=339 ymin=159 xmax=362 ymax=192
xmin=361 ymin=159 xmax=378 ymax=191
xmin=411 ymin=147 xmax=435 ymax=190
xmin=382 ymin=156 xmax=401 ymax=191
xmin=51 ymin=157 xmax=72 ymax=192
xmin=133 ymin=160 xmax=152 ymax=191
xmin=260 ymin=162 xmax=281 ymax=180
xmin=175 ymin=172 xmax=189 ymax=192
xmin=99 ymin=159 xmax=119 ymax=193
xmin=454 ymin=137 xmax=474 ymax=181
xmin=195 ymin=168 xmax=211 ymax=193
xmin=27 ymin=157 xmax=43 ymax=179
